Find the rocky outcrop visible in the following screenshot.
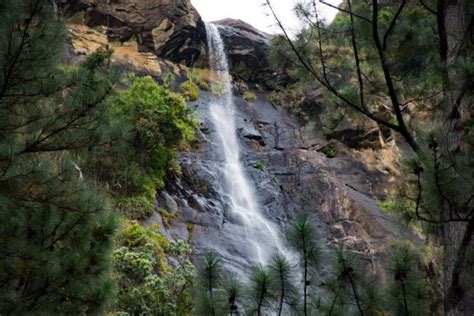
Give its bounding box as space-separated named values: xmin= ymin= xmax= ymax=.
xmin=61 ymin=0 xmax=207 ymax=66
xmin=62 ymin=2 xmax=277 ymax=86
xmin=65 ymin=23 xmax=194 ymax=85
xmin=213 ymin=19 xmax=273 ymax=86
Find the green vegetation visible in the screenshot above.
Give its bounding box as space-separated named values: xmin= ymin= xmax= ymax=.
xmin=113 ymin=222 xmax=195 ymax=315
xmin=0 ymin=1 xmax=122 ymax=312
xmin=269 ymin=253 xmax=297 ymax=316
xmin=243 ymin=91 xmax=258 ymax=101
xmin=320 ymin=139 xmax=338 ymax=158
xmin=180 ymin=80 xmax=200 ymax=101
xmin=187 ymin=69 xmax=210 ymax=91
xmin=159 ymin=208 xmax=179 ymax=228
xmin=0 ymin=2 xmax=197 ymax=313
xmin=288 ymin=215 xmax=321 ymax=315
xmin=196 ymin=251 xmax=222 ymax=315
xmin=269 ymin=0 xmax=442 ymax=132
xmin=161 ymin=71 xmax=176 ymax=88
xmin=1 ymin=0 xmax=469 ymax=314
xmin=248 ymin=265 xmax=274 ymax=315
xmin=385 ymin=241 xmax=430 ymax=315
xmin=93 ymin=74 xmax=196 ymax=219
xmin=211 ymin=82 xmax=223 ymax=96
xmin=254 ymin=161 xmax=265 ymax=171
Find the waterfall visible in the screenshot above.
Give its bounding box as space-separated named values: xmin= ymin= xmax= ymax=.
xmin=204 ymin=23 xmax=286 ymax=265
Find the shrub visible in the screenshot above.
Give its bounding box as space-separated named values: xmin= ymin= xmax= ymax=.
xmin=159 ymin=208 xmax=179 ymax=228
xmin=180 ymin=80 xmax=200 ymax=101
xmin=92 ymin=74 xmax=196 ymax=219
xmin=188 ymin=69 xmax=210 ymax=91
xmin=117 ymin=195 xmax=156 ymax=220
xmin=116 ymin=221 xmax=169 ymax=270
xmin=320 ymin=139 xmax=338 ymax=158
xmin=113 ymin=222 xmax=196 ymax=315
xmin=377 ymin=198 xmax=428 ymax=237
xmin=161 ymin=71 xmax=176 ymax=88
xmin=196 ymin=79 xmax=210 ymax=91
xmin=211 ymin=82 xmax=223 ymax=96
xmin=254 ymin=161 xmax=265 ymax=171
xmin=243 ymin=91 xmax=258 ymax=101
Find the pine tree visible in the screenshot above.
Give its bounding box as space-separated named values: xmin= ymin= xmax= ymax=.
xmin=386 ymin=242 xmax=430 ymax=315
xmin=0 ymin=0 xmax=120 ymax=312
xmin=287 ymin=214 xmax=321 ymax=315
xmin=222 ymin=275 xmax=241 ymax=316
xmin=248 ymin=265 xmax=274 ymax=316
xmin=323 ymin=249 xmax=382 ymax=316
xmin=268 ymin=252 xmax=297 ymax=316
xmin=197 ymin=251 xmax=222 ymax=316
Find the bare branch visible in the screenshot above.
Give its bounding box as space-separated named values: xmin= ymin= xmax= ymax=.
xmin=371 ymin=0 xmax=422 ymax=155
xmin=399 ymin=90 xmax=442 ymax=107
xmin=319 ymin=0 xmax=372 ymax=23
xmin=419 ymin=0 xmax=437 ymax=15
xmin=347 ymin=0 xmax=367 ymax=111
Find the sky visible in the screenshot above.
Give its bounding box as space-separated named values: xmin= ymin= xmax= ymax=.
xmin=191 ymin=0 xmax=343 ymax=34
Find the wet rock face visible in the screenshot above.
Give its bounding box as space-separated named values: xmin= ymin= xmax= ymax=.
xmin=149 ymin=91 xmax=420 ymax=277
xmin=61 ymin=0 xmax=207 ymax=66
xmin=213 ymin=19 xmax=273 ymax=86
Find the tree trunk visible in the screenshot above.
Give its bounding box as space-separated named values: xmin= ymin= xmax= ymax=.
xmin=443 ymin=222 xmax=473 ymax=315
xmin=439 ymin=0 xmax=474 ymax=314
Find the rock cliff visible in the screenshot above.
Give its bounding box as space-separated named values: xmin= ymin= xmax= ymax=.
xmin=148 ymin=91 xmax=419 ymax=277
xmin=63 ymin=0 xmax=421 ymax=277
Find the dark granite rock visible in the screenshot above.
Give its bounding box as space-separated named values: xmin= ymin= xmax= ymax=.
xmin=213 ymin=19 xmax=273 ymax=86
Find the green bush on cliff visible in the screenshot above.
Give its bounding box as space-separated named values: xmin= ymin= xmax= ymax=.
xmin=161 ymin=71 xmax=176 ymax=88
xmin=116 ymin=194 xmax=156 ymax=220
xmin=180 ymin=80 xmax=200 ymax=101
xmin=254 ymin=161 xmax=265 ymax=171
xmin=320 ymin=139 xmax=338 ymax=158
xmin=85 ymin=74 xmax=196 ymax=219
xmin=113 ymin=222 xmax=195 ymax=315
xmin=197 ymin=79 xmax=210 ymax=91
xmin=188 ymin=69 xmax=210 ymax=91
xmin=243 ymin=91 xmax=258 ymax=101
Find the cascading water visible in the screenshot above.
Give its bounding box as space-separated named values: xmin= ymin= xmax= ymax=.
xmin=204 ymin=22 xmax=286 ymax=265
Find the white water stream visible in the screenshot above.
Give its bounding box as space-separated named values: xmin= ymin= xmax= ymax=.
xmin=205 ymin=23 xmax=286 ymax=264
